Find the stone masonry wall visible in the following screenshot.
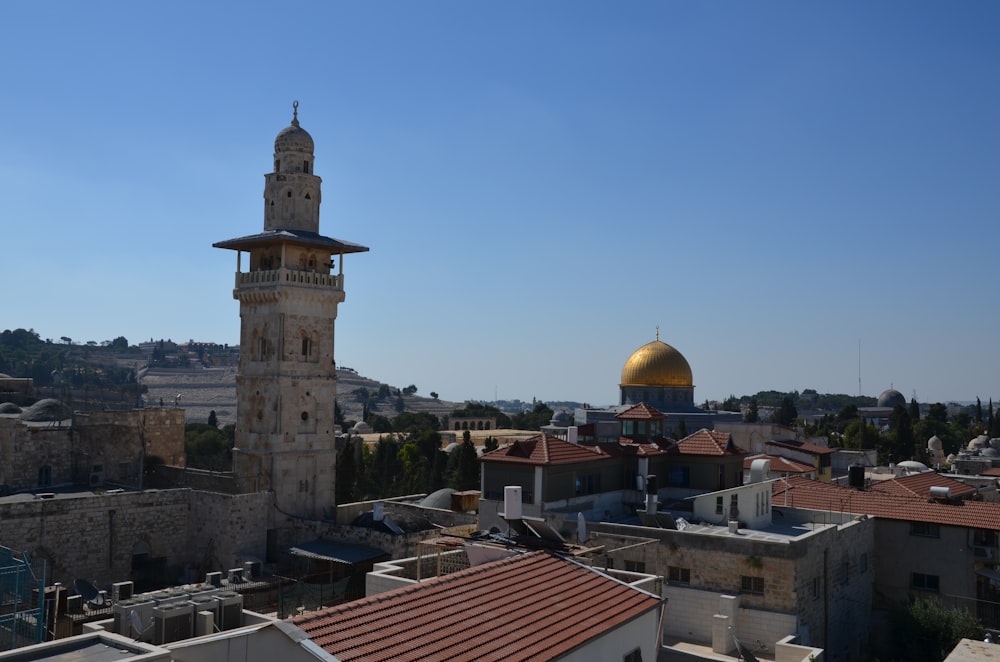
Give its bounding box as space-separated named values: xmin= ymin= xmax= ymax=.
xmin=0 ymin=490 xmax=190 ymax=587
xmin=186 ymin=490 xmax=273 ymax=573
xmin=0 ymin=418 xmax=73 ymax=491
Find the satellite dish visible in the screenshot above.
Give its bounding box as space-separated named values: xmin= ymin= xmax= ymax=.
xmin=733 ymin=636 xmax=760 ymax=662
xmin=73 ymin=579 xmax=104 ymax=607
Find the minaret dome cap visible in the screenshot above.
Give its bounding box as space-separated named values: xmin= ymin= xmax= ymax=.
xmin=274 ymin=100 xmax=314 ymax=155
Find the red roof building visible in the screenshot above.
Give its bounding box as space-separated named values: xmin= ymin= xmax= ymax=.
xmin=772 ymin=474 xmax=1000 ymax=617
xmin=291 ymin=550 xmax=662 ymax=662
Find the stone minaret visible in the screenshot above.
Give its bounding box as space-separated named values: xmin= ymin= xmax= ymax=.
xmin=214 ymin=102 xmax=368 ymax=519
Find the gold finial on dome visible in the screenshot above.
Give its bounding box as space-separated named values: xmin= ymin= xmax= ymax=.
xmin=656 ymin=325 xmax=659 ymax=341
xmin=292 ymin=100 xmax=300 ymax=127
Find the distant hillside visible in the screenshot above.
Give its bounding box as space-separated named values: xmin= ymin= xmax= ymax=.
xmin=140 ymin=366 xmax=461 ymax=427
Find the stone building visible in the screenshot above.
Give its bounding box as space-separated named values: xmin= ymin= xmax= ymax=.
xmin=0 ymin=406 xmax=184 ymax=493
xmin=214 ymin=102 xmax=368 ymax=520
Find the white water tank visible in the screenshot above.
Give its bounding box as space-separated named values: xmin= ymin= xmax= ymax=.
xmin=749 ymin=459 xmax=771 ymax=484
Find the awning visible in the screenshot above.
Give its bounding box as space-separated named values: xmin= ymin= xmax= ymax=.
xmin=286 ymin=539 xmax=387 ymax=565
xmin=977 ymin=568 xmax=1000 ymax=583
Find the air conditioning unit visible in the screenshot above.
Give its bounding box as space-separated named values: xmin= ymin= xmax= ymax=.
xmin=189 ymin=595 xmax=219 ymax=630
xmin=111 ymin=581 xmax=133 ymax=602
xmin=153 ymin=602 xmax=194 ymax=645
xmin=114 ymin=599 xmax=155 ymax=641
xmin=243 ymin=560 xmax=262 ymax=580
xmin=205 ymin=571 xmax=222 ymax=587
xmin=227 ymin=568 xmax=244 ymax=584
xmin=216 ymin=591 xmax=243 ymax=631
xmin=113 ymin=599 xmax=136 ymax=635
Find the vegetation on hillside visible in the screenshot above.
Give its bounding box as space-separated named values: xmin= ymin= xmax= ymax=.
xmin=0 ymin=327 xmax=144 ymax=407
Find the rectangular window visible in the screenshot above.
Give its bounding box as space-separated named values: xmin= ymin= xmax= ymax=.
xmin=668 ymin=466 xmax=690 ymax=487
xmin=912 ymin=573 xmax=940 ymax=592
xmin=668 ymin=566 xmax=690 ymax=584
xmin=910 ymin=522 xmax=940 ymax=538
xmin=812 ymin=576 xmax=820 ymax=599
xmin=716 ymin=496 xmax=724 ymax=515
xmin=623 ymin=648 xmax=642 ymax=662
xmin=575 ymin=474 xmax=601 ymax=495
xmin=624 ymin=560 xmax=646 ymax=573
xmin=741 ymin=576 xmax=765 ymax=596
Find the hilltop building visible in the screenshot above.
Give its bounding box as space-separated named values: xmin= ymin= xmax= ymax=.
xmin=214 ymin=102 xmax=369 ymax=519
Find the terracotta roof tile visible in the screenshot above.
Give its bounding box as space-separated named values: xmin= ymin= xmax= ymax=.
xmin=766 ymin=440 xmax=836 ymax=455
xmin=874 ymin=472 xmax=976 ymax=500
xmin=675 ymin=429 xmax=746 ymax=457
xmin=772 ymin=476 xmax=1000 ymax=530
xmin=615 ymin=403 xmax=666 ymax=420
xmin=479 ymin=434 xmax=608 ymax=466
xmin=743 ymin=454 xmax=814 ymax=474
xmin=290 ymin=551 xmax=661 ymax=662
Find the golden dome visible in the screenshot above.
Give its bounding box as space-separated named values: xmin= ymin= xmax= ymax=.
xmin=620 ymin=335 xmax=693 ymax=388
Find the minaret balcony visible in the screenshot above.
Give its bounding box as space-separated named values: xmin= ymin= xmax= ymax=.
xmin=235 ymin=267 xmax=343 ymax=292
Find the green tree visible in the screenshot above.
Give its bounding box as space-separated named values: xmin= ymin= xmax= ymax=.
xmin=184 ymin=423 xmax=233 ymax=470
xmin=402 ymin=384 xmax=418 ymax=396
xmin=367 ymin=414 xmax=393 ymax=433
xmin=207 ymin=410 xmax=218 ymax=428
xmin=335 ymin=439 xmax=358 ymax=504
xmin=744 ymin=397 xmax=759 ymax=423
xmin=676 ymin=418 xmax=688 ymax=438
xmin=449 ymin=431 xmax=479 ymax=490
xmin=773 ymin=397 xmax=798 ymax=427
xmin=483 ymin=436 xmax=499 ymax=453
xmin=890 ymin=597 xmax=983 ymax=662
xmin=886 ymin=404 xmax=915 ymax=462
xmin=927 ymin=403 xmax=948 ymax=423
xmin=393 ymin=411 xmax=440 ymax=434
xmin=510 ymin=402 xmax=554 ymax=430
xmin=909 ymin=398 xmax=920 ymax=422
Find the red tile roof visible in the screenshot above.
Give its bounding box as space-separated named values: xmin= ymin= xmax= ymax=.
xmin=875 ymin=472 xmax=976 ymax=500
xmin=615 ymin=403 xmax=666 ymax=420
xmin=743 ymin=454 xmax=814 ymax=474
xmin=290 ymin=550 xmax=662 ymax=662
xmin=479 ymin=434 xmax=608 ymax=466
xmin=675 ymin=429 xmax=746 ymax=456
xmin=765 ymin=440 xmax=836 ymax=455
xmin=772 ymin=476 xmax=1000 ymax=530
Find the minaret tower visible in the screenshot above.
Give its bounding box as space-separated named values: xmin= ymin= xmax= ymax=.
xmin=214 ymin=103 xmax=368 ymax=519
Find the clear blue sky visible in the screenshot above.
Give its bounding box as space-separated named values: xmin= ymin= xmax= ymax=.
xmin=3 ymin=2 xmax=998 ymax=407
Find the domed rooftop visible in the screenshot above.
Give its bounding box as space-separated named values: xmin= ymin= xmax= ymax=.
xmin=274 ymin=101 xmax=314 ymax=155
xmin=877 ymin=388 xmax=906 ymax=409
xmin=621 ymin=331 xmax=693 ymax=388
xmin=550 ymin=411 xmax=571 ymax=427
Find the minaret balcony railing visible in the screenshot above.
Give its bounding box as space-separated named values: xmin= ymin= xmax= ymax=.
xmin=236 ymin=267 xmax=343 ymax=291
